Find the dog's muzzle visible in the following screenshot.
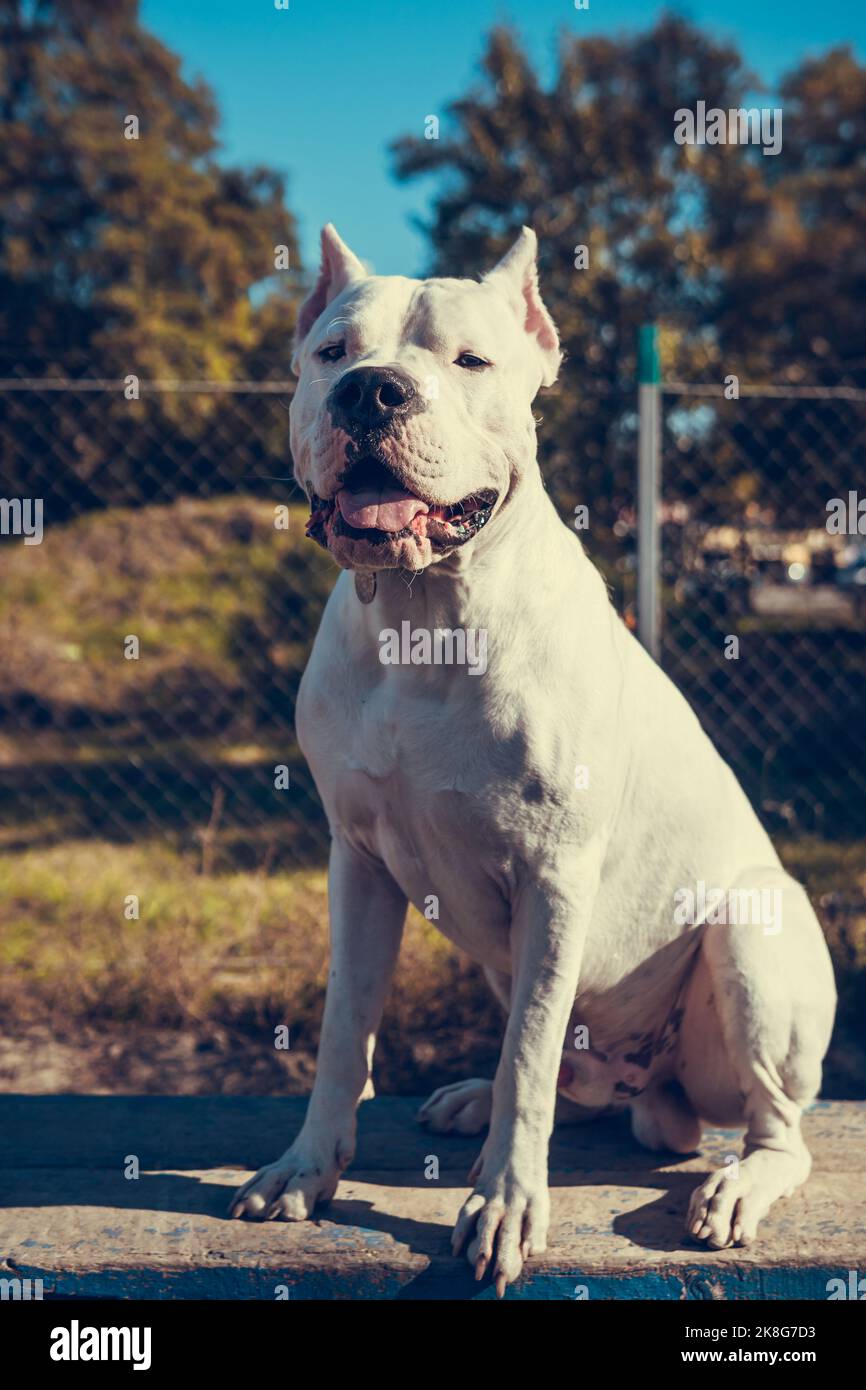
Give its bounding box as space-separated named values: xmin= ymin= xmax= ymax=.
xmin=305 ymin=455 xmax=498 ymax=554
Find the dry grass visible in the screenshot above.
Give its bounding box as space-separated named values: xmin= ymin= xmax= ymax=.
xmin=0 ymin=836 xmax=863 ymax=1095
xmin=0 ymin=494 xmax=332 ymax=727
xmin=0 ymin=838 xmax=502 ymax=1094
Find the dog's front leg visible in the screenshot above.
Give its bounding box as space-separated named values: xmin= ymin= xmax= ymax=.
xmin=230 ymin=837 xmax=406 ymax=1221
xmin=452 ymin=867 xmax=596 ymax=1294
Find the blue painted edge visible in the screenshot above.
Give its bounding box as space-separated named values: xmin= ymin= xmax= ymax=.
xmin=14 ymin=1261 xmax=860 ymax=1301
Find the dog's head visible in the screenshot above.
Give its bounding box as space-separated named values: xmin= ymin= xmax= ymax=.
xmin=290 ymin=224 xmax=561 ymax=572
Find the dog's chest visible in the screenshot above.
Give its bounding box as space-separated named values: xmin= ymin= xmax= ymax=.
xmin=299 ymin=659 xmax=564 ymax=963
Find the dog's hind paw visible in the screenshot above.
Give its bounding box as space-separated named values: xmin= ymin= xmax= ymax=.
xmin=686 ymin=1144 xmax=811 ymax=1250
xmin=417 ymin=1078 xmax=493 ymax=1135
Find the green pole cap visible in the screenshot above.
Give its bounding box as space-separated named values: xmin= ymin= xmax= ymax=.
xmin=638 ymin=324 xmax=660 ymax=385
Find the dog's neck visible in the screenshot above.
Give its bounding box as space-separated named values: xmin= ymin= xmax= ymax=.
xmin=353 ymin=462 xmax=585 ymax=633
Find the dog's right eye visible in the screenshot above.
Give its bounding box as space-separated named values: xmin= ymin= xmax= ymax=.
xmin=318 ymin=343 xmax=346 ymax=362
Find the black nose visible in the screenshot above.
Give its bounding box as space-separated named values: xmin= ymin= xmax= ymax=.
xmin=328 ymin=366 xmax=418 ymax=432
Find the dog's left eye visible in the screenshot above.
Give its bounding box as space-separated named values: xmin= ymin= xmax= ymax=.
xmin=454 ymin=351 xmax=492 ymax=369
xmin=318 ymin=342 xmax=346 ymax=362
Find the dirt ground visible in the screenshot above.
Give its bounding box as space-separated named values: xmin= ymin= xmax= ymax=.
xmin=0 ymin=1023 xmax=316 ymax=1096
xmin=2 ymin=1017 xmax=863 ymax=1100
xmin=0 ymin=1018 xmax=507 ymax=1099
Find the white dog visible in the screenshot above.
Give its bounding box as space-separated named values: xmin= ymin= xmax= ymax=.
xmin=231 ymin=224 xmax=836 ymax=1295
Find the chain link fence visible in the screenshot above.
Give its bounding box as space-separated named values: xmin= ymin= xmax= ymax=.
xmin=657 ymin=381 xmax=866 ymax=840
xmin=0 ymin=370 xmax=335 ymax=872
xmin=0 ymin=367 xmax=864 ymax=876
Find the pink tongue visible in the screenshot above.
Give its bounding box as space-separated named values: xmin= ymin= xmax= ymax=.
xmin=337 ymin=486 xmax=429 ymax=532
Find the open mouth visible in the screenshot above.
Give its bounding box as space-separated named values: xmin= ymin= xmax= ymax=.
xmin=305 ymin=456 xmax=498 ymax=554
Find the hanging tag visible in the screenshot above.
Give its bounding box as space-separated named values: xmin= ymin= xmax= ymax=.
xmin=355 ymin=572 xmax=377 ymax=604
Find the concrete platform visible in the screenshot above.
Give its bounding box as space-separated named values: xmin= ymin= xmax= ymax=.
xmin=1 ymin=1096 xmax=864 ymax=1299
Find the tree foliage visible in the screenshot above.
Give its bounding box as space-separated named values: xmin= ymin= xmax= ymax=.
xmin=0 ymin=0 xmax=301 ymax=379
xmin=392 ymin=16 xmax=866 ymax=535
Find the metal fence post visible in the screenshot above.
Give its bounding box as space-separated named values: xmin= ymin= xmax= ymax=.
xmin=637 ymin=323 xmax=661 ymax=661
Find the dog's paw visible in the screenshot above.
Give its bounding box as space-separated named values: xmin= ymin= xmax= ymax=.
xmin=417 ymin=1079 xmax=493 ymax=1135
xmin=686 ymin=1167 xmax=760 ymax=1249
xmin=229 ymin=1138 xmax=351 ymax=1222
xmin=686 ymin=1145 xmax=811 ymax=1250
xmin=451 ymin=1166 xmax=549 ymax=1296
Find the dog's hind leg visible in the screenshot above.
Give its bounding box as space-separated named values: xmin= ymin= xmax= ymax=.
xmin=630 ymin=1081 xmax=702 ymax=1154
xmin=678 ymin=867 xmax=836 ymax=1249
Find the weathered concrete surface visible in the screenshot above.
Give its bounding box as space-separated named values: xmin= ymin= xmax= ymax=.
xmin=1 ymin=1097 xmax=864 ymax=1298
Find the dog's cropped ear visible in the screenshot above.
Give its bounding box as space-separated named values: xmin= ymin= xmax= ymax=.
xmin=483 ymin=227 xmax=561 ymax=387
xmin=292 ymin=224 xmax=367 ymax=369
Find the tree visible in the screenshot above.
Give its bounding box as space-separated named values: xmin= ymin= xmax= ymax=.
xmin=723 ymin=46 xmax=866 ymax=380
xmin=0 ymin=0 xmax=302 ymax=507
xmin=391 ymin=17 xmax=866 ymax=543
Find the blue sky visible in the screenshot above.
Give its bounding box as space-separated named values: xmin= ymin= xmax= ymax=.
xmin=142 ymin=0 xmax=865 ymax=279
